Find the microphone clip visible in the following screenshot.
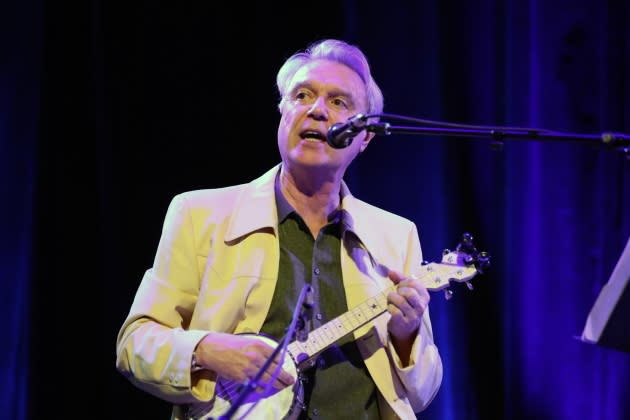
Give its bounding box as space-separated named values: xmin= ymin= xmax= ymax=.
xmin=326 ymin=114 xmax=369 ymax=149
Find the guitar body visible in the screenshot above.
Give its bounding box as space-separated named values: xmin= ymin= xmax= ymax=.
xmin=185 ymin=334 xmax=305 ymax=420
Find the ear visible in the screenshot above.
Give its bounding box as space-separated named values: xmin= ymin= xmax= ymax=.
xmin=359 ymin=132 xmax=375 ymax=153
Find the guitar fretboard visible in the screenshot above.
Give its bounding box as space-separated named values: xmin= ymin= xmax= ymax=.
xmin=286 ymin=260 xmax=475 ymax=363
xmin=287 ymin=284 xmax=396 ymax=361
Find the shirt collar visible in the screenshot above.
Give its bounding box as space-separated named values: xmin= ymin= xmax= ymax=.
xmin=274 ymin=171 xmax=348 ymax=229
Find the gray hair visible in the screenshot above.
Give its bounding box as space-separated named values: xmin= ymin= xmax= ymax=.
xmin=276 ymin=39 xmax=384 ymax=115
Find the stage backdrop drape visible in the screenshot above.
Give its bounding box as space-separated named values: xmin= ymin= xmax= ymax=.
xmin=0 ymin=1 xmax=41 ymax=418
xmin=343 ymin=1 xmax=630 ymax=419
xmin=2 ymin=1 xmax=628 ymax=419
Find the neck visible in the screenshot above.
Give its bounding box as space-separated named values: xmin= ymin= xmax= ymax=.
xmin=279 ymin=165 xmax=342 ymax=235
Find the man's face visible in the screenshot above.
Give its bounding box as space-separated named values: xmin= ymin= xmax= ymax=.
xmin=277 ymin=59 xmax=371 ymax=174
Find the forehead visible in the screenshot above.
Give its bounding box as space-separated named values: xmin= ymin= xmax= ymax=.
xmin=289 ymin=59 xmax=367 ymax=100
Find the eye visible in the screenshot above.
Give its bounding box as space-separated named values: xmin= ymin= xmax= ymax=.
xmin=294 ymin=89 xmax=314 ymax=103
xmin=331 ymin=97 xmax=349 ymax=110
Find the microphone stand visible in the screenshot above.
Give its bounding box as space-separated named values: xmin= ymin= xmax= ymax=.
xmin=363 ymin=120 xmax=630 ymax=159
xmin=217 ymin=284 xmax=313 ymax=420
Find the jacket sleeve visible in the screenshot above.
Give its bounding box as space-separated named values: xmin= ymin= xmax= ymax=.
xmin=115 ymin=194 xmax=215 ymax=404
xmin=387 ymin=222 xmax=443 ymax=413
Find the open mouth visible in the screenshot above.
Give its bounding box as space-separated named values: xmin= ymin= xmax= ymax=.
xmin=299 ymin=129 xmax=326 ymax=142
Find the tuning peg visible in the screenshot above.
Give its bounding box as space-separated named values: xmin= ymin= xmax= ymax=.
xmin=444 ymin=289 xmax=453 ymax=300
xmin=477 ymin=251 xmax=491 ymax=270
xmin=466 ymin=281 xmax=474 ymax=291
xmin=455 ymin=233 xmax=477 ymax=255
xmin=442 ymin=249 xmax=451 ymax=256
xmin=421 ymin=260 xmax=429 ymax=266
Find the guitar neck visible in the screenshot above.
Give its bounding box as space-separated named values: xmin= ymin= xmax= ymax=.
xmin=286 ymin=259 xmax=475 ymax=362
xmin=287 ymin=284 xmax=395 ymax=361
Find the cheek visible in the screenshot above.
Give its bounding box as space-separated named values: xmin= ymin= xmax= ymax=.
xmin=278 ymin=107 xmax=301 ymax=136
xmin=277 ymin=114 xmax=291 ymax=139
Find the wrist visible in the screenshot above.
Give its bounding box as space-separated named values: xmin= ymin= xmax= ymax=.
xmin=191 ymin=350 xmax=204 ymax=372
xmin=389 ymin=329 xmax=417 ymax=367
xmin=191 ymin=334 xmax=211 ymax=372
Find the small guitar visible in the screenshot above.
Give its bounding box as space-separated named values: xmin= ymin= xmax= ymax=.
xmin=186 ymin=233 xmax=490 ymax=420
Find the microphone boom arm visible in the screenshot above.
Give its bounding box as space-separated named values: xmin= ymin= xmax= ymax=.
xmin=364 ymin=121 xmax=630 ymax=155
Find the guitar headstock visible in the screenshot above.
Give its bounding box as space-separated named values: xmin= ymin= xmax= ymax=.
xmin=420 ymin=232 xmax=491 ymax=300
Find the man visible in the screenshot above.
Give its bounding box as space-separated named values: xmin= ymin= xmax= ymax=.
xmin=116 ymin=38 xmax=443 ymax=419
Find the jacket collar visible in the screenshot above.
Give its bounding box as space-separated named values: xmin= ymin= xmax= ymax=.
xmin=224 ymin=164 xmax=280 ymax=242
xmin=224 ymin=164 xmax=382 ymax=255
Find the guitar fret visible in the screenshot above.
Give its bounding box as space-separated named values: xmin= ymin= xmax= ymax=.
xmin=306 ymin=336 xmax=319 ymax=353
xmin=288 ymin=340 xmax=303 ymax=357
xmin=313 ymin=329 xmax=326 ymax=350
xmin=344 ymin=311 xmax=359 ymax=328
xmin=364 ymin=298 xmax=382 ymax=316
xmin=320 ymin=324 xmax=334 ymax=341
xmin=350 ymin=307 xmax=362 ymax=325
xmin=356 ymin=303 xmax=371 ymax=321
xmin=331 ymin=318 xmax=345 ymax=339
xmin=351 ymin=307 xmax=360 ymax=318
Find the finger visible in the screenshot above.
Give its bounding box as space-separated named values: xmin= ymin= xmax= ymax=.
xmin=395 ymin=279 xmax=419 ymax=290
xmin=387 ymin=292 xmax=415 ymax=318
xmin=245 ymin=351 xmax=268 ymax=372
xmin=388 ymin=271 xmax=427 ymax=297
xmin=388 ymin=302 xmax=404 ymax=319
xmin=256 ymin=372 xmax=278 ymax=390
xmin=395 ymin=276 xmax=425 ymax=291
xmin=397 ymin=287 xmax=423 ymax=310
xmin=269 ymin=357 xmax=296 ymax=387
xmin=239 ymin=368 xmax=254 ymax=384
xmin=390 ymin=293 xmax=424 ymax=327
xmin=251 ymin=341 xmax=276 ymax=359
xmin=250 ymin=351 xmax=295 ymax=386
xmin=273 ymin=368 xmax=296 ymax=388
xmin=259 ymin=367 xmax=295 ymax=390
xmin=397 ymin=279 xmax=430 ymax=303
xmin=246 ymin=344 xmax=284 ymax=372
xmin=263 ymin=359 xmax=294 ymax=386
xmin=388 ymin=270 xmax=405 ymax=284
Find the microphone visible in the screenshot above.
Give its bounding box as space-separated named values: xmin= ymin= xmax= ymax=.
xmin=326 ymin=114 xmax=369 ymax=149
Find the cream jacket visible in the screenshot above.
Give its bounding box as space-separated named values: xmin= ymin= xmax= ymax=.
xmin=116 ymin=164 xmax=442 ymax=419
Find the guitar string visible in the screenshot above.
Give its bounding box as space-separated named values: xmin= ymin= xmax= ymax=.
xmin=188 ymin=262 xmax=468 ymax=418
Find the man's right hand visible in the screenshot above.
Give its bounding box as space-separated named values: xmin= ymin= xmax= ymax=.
xmin=194 ymin=332 xmax=295 ymax=390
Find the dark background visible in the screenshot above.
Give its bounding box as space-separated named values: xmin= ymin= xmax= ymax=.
xmin=2 ymin=1 xmax=630 ymax=419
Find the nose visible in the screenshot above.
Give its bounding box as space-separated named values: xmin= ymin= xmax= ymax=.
xmin=306 ymin=96 xmax=328 ymax=121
